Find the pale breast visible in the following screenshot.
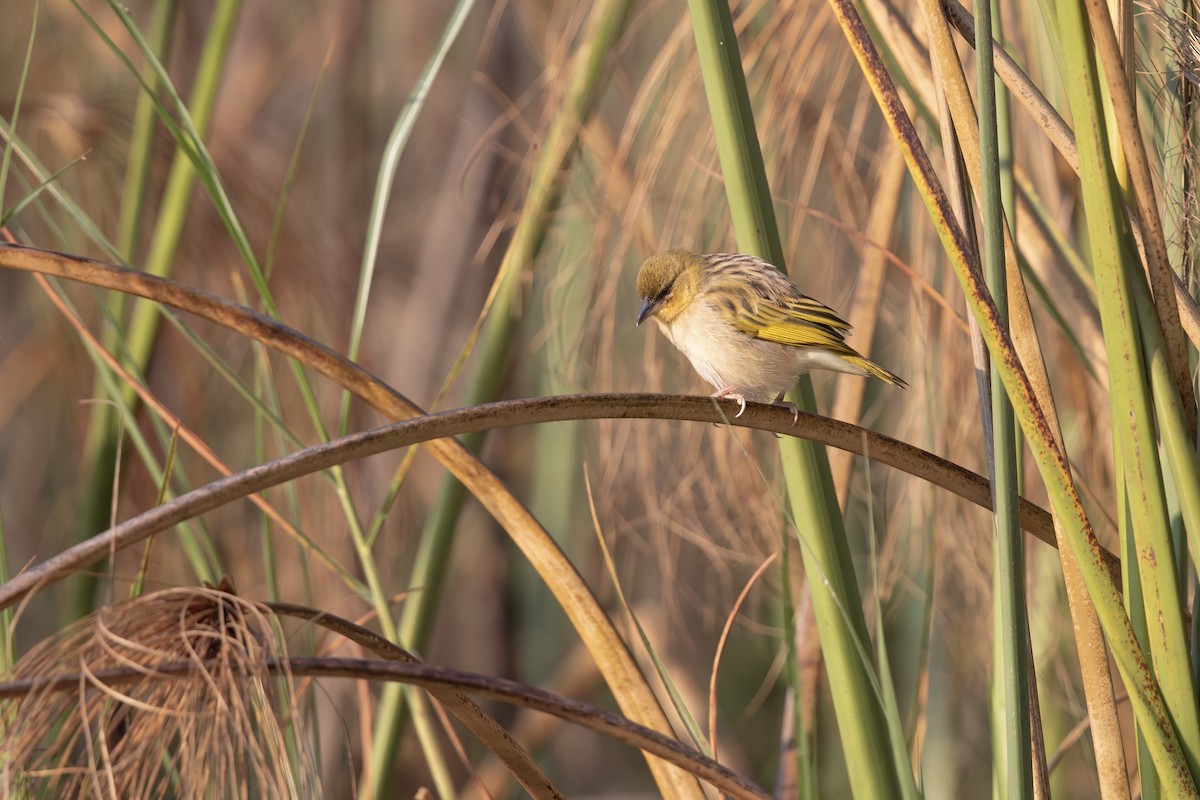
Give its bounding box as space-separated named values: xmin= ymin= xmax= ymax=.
xmin=656 ymin=297 xmax=804 ymax=401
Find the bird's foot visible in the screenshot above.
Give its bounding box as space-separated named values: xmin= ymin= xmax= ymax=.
xmin=712 ymin=386 xmax=748 ymax=418
xmin=771 ymin=392 xmax=799 ymax=425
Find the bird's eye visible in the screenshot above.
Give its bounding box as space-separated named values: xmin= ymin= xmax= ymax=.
xmin=656 ymin=280 xmax=675 ymax=302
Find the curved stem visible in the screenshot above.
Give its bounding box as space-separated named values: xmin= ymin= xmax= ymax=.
xmin=0 ymin=391 xmax=1118 ymax=613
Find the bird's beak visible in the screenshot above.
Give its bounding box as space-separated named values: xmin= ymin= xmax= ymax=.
xmin=637 ymin=297 xmax=655 ymax=326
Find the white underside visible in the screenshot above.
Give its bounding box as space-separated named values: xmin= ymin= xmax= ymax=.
xmin=656 ymin=296 xmax=866 ymax=401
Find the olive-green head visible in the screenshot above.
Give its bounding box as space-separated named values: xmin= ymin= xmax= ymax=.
xmin=636 ymin=249 xmax=704 ymax=326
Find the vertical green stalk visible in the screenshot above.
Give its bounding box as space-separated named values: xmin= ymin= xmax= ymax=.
xmin=780 ymin=544 xmax=816 ymax=799
xmin=1054 ymin=0 xmax=1200 ymax=787
xmin=685 ymin=2 xmax=902 ymax=797
xmin=71 ymin=0 xmax=231 ymax=617
xmin=1083 ymin=0 xmax=1197 ymax=434
xmin=975 ymin=0 xmax=1031 ymax=793
xmin=121 ymin=0 xmax=241 ymax=375
xmin=920 ymin=1 xmax=1122 ymax=792
xmin=1120 ymin=464 xmax=1160 ymax=798
xmin=1131 ymin=264 xmax=1200 ymax=583
xmin=826 ymin=0 xmax=1191 ymax=786
xmin=115 ymin=1 xmax=181 ymax=266
xmin=77 ymin=0 xmax=180 ymax=617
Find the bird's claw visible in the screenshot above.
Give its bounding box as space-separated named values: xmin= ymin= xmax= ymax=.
xmin=712 ymin=387 xmax=749 ymax=420
xmin=711 ymin=388 xmax=795 ymax=427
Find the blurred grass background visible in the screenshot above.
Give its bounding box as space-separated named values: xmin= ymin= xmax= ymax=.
xmin=0 ymin=0 xmax=1196 ymax=797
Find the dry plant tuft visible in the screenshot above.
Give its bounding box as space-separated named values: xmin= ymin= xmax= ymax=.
xmin=1141 ymin=0 xmax=1200 ymax=283
xmin=0 ymin=584 xmax=319 ymax=799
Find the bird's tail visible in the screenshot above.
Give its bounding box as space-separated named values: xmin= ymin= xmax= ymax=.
xmin=841 ymin=353 xmax=908 ymax=388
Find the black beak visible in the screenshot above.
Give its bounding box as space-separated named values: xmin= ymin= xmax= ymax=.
xmin=637 ymin=297 xmax=655 ymax=326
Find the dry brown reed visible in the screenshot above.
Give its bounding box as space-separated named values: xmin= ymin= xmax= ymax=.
xmin=0 ymin=584 xmax=318 ymax=798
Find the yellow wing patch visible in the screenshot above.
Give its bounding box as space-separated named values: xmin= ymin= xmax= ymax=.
xmin=732 ymin=296 xmax=853 ymax=350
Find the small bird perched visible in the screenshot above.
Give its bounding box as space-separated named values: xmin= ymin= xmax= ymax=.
xmin=636 ymin=249 xmax=906 ymax=419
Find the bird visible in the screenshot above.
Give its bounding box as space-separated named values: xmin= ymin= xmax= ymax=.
xmin=635 ymin=249 xmax=906 ymax=420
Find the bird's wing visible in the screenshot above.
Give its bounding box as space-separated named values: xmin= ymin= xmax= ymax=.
xmin=732 ymin=295 xmax=854 ymax=349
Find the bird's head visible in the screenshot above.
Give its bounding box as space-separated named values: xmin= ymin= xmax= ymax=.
xmin=636 ymin=250 xmax=704 ymax=326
